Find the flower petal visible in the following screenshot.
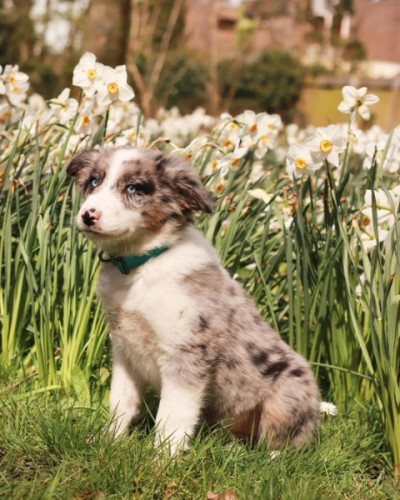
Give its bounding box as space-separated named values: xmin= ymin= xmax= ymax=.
xmin=338 ymin=100 xmax=351 ymax=113
xmin=341 ymin=85 xmax=357 ymax=101
xmin=358 ymin=105 xmax=371 ymax=120
xmin=364 ymin=93 xmax=379 ymax=105
xmin=118 ymin=84 xmax=135 ymax=102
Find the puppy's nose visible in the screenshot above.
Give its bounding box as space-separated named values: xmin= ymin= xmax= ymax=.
xmin=81 ymin=209 xmax=101 ymax=227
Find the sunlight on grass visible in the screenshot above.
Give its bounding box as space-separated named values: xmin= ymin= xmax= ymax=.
xmin=0 ymin=392 xmax=397 ymax=499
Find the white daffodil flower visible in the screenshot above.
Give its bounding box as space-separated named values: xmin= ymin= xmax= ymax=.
xmin=49 ymin=88 xmax=79 ymax=125
xmin=75 ymin=100 xmax=97 ymax=133
xmin=95 ymin=65 xmax=134 ymax=107
xmin=0 ymin=102 xmax=11 ymax=131
xmin=362 ymin=187 xmax=400 ymax=227
xmin=217 ymin=141 xmax=249 ymax=176
xmin=360 ymin=218 xmax=389 ymax=252
xmin=72 ymin=52 xmax=105 ymax=98
xmin=338 ymin=86 xmax=379 ymax=121
xmin=2 ymin=65 xmax=29 ymax=106
xmin=286 ymin=143 xmax=323 ymax=177
xmin=248 ymin=188 xmax=273 ymax=204
xmin=305 ymin=124 xmax=347 ymax=167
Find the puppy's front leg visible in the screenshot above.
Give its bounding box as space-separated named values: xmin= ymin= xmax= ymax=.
xmin=109 ymin=347 xmax=143 ymax=436
xmin=155 ymin=374 xmax=207 ymax=455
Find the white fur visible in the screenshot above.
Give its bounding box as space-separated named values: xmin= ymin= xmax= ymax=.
xmin=97 ymin=227 xmax=218 ymax=402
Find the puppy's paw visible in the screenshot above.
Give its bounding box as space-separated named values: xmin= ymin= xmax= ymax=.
xmin=154 ymin=429 xmax=191 ymax=456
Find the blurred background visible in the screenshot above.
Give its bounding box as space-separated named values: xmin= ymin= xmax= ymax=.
xmin=1 ymin=0 xmax=399 ymax=126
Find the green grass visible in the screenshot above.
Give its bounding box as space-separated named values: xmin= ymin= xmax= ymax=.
xmin=0 ymin=389 xmax=397 ymax=499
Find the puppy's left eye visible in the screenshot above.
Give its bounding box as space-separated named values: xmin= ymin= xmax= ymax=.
xmin=126 ymin=184 xmax=137 ymax=194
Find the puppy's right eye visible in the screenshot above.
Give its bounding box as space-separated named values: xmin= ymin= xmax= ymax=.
xmin=90 ymin=178 xmax=98 ymax=188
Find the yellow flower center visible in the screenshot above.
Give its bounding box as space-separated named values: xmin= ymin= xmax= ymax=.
xmin=13 ymin=86 xmax=20 ymax=93
xmin=320 ymin=139 xmax=333 ymax=153
xmin=184 ymin=153 xmax=192 ymax=160
xmin=268 ymin=123 xmax=274 ymax=130
xmin=295 ymin=158 xmax=307 ymax=170
xmin=230 ymin=123 xmax=238 ymax=130
xmin=362 ymin=216 xmax=371 ymax=227
xmin=215 ymin=183 xmax=224 ymax=193
xmin=129 ymin=131 xmax=137 ymax=141
xmin=82 ymin=115 xmax=90 ymax=126
xmin=211 ymin=161 xmax=218 ymax=171
xmin=231 ymin=158 xmax=240 ymax=166
xmin=224 ymin=139 xmax=233 ymax=148
xmin=8 ymin=75 xmax=16 ymax=84
xmin=107 ymin=82 xmax=119 ymax=94
xmin=249 ymin=123 xmax=257 ymax=133
xmin=87 ymin=69 xmax=97 ymax=80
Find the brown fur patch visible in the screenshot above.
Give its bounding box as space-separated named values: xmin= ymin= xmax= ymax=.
xmin=67 ymin=149 xmax=109 ymax=191
xmin=228 ymin=405 xmax=262 ymax=441
xmin=182 ymin=264 xmax=223 ymax=297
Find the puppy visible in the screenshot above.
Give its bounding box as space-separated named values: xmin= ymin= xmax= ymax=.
xmin=67 ymin=146 xmax=321 ymax=454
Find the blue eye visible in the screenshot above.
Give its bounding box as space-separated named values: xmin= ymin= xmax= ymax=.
xmin=126 ymin=184 xmax=137 ymax=194
xmin=90 ymin=178 xmax=98 ymax=187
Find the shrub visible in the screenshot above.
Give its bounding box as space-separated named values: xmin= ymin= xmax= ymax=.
xmin=219 ymin=50 xmax=306 ymax=122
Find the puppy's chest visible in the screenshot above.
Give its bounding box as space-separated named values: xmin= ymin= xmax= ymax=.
xmin=97 ymin=265 xmax=195 ymax=376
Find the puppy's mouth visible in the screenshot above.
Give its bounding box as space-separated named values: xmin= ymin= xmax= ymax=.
xmin=81 ymin=226 xmax=130 ymax=239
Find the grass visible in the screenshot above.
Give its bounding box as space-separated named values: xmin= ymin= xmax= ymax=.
xmin=0 ymin=388 xmax=397 ymax=499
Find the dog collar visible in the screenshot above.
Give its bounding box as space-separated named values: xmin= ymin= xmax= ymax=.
xmin=99 ymin=246 xmax=169 ymax=275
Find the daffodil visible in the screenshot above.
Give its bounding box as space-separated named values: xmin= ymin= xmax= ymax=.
xmin=286 ymin=143 xmax=322 ymax=177
xmin=0 ymin=102 xmax=11 ymax=130
xmin=2 ymin=65 xmax=29 ymax=106
xmin=76 ymin=100 xmax=97 ymax=133
xmin=359 ymin=218 xmax=389 ymax=252
xmin=73 ymin=52 xmax=104 ymax=98
xmin=217 ymin=142 xmax=248 ymax=176
xmin=338 ymin=85 xmax=379 ymax=121
xmin=49 ymin=88 xmax=79 ymax=125
xmin=362 ymin=187 xmax=400 ymax=227
xmin=95 ymin=65 xmax=134 ymax=107
xmin=248 ymin=188 xmax=273 ymax=205
xmin=306 ymin=124 xmax=347 ymax=167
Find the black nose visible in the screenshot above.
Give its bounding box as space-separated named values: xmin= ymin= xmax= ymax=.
xmin=82 ymin=210 xmax=95 ymax=226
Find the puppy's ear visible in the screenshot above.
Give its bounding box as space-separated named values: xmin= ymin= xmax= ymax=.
xmin=66 ymin=149 xmax=101 ymax=183
xmin=161 ymin=155 xmax=213 ymax=214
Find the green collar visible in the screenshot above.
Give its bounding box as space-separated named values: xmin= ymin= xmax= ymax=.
xmin=99 ymin=246 xmax=169 ymax=275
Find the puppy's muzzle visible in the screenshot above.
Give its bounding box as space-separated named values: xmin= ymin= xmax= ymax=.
xmin=81 ymin=208 xmax=101 ymax=227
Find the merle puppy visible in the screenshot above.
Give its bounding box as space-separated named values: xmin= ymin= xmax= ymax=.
xmin=67 ymin=146 xmax=320 ymax=454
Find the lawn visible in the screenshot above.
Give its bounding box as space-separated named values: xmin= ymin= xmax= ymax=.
xmin=0 ymin=388 xmax=397 ymax=499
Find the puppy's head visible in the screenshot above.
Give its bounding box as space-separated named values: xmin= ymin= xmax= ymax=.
xmin=67 ymin=147 xmax=212 ymax=254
